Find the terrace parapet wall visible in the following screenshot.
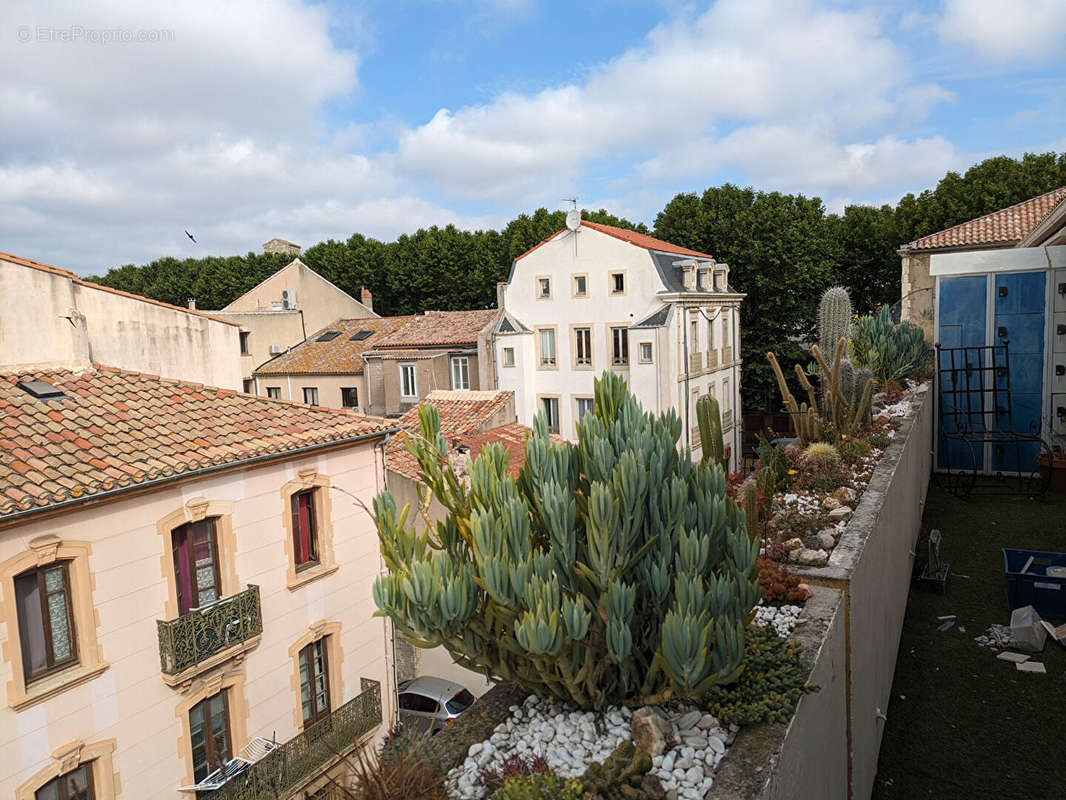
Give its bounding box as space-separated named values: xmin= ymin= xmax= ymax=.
xmin=787 ymin=384 xmax=933 ymax=800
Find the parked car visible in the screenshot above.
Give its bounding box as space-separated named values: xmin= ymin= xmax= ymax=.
xmin=397 ymin=677 xmax=476 ymax=733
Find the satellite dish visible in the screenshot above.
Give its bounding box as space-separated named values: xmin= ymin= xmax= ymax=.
xmin=565 ymin=208 xmax=581 ymax=232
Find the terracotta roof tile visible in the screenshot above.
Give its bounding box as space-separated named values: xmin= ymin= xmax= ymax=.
xmin=515 ymin=221 xmax=715 ymax=262
xmin=0 ymin=366 xmax=396 ymax=519
xmin=385 ymin=390 xmax=515 ymax=479
xmin=370 ymin=309 xmax=500 ymax=349
xmin=254 ymin=316 xmax=414 ymax=376
xmin=906 ymin=187 xmax=1066 ymax=251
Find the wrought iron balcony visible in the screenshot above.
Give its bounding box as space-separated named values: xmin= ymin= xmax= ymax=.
xmin=157 ymin=585 xmax=263 ymax=676
xmin=208 ymin=678 xmax=383 ymax=800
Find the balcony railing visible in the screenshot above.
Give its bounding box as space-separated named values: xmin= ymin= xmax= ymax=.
xmin=722 ymin=345 xmax=733 ymax=363
xmin=209 ymin=678 xmax=382 ymax=800
xmin=157 ymin=585 xmax=262 ymax=676
xmin=706 ymin=349 xmax=719 ymax=370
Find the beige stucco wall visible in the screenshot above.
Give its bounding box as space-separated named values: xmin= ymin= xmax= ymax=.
xmin=0 ymin=442 xmax=394 ymax=800
xmin=0 ymin=257 xmax=242 ymax=390
xmin=899 ymin=250 xmax=934 ymax=339
xmin=256 ymin=373 xmax=369 ymax=411
xmin=368 ymin=352 xmax=483 ymax=416
xmin=214 ymin=260 xmax=376 ymax=383
xmin=213 ymin=310 xmax=307 ymax=386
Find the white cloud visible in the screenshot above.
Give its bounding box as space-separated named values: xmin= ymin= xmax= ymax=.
xmin=395 ymin=0 xmax=950 ymax=205
xmin=938 ymin=0 xmax=1066 ymax=61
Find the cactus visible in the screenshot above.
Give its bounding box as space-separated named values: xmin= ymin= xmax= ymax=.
xmin=697 ymin=394 xmax=725 ymax=469
xmin=492 ymin=774 xmax=585 ymax=800
xmin=579 ymin=740 xmax=665 ymax=799
xmin=740 ymin=481 xmax=761 ymax=542
xmin=768 ymin=337 xmax=874 ymax=445
xmin=818 ymin=286 xmax=853 ymax=357
xmin=373 ymin=372 xmax=759 ymax=709
xmin=803 ymin=442 xmax=840 ymax=468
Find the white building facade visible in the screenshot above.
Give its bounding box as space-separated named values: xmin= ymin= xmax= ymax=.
xmin=494 ymin=220 xmax=744 ymax=470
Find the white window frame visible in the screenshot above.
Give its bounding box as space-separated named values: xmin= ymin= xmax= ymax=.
xmin=303 ymin=387 xmax=319 ymax=405
xmin=573 ymin=274 xmax=588 ymax=298
xmin=610 ymin=271 xmax=626 ymax=295
xmin=450 ymin=357 xmax=470 ymax=390
xmin=502 ymin=347 xmax=515 ymax=367
xmin=537 ymin=276 xmax=552 ymax=300
xmin=399 ymin=363 xmax=417 ymax=399
xmin=638 ymin=341 xmax=653 ymax=363
xmin=537 ymin=327 xmax=557 ymax=368
xmin=610 ymin=327 xmax=629 ymax=366
xmin=574 ymin=326 xmax=592 ymax=368
xmin=575 ymin=396 xmax=594 ymax=425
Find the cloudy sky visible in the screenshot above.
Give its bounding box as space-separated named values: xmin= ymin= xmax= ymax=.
xmin=2 ymin=0 xmax=1065 ymax=275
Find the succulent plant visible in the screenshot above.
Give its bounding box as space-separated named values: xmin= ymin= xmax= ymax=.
xmin=696 ymin=394 xmax=725 ymax=470
xmin=851 ymin=306 xmax=931 ymax=383
xmin=817 ymin=286 xmax=853 ymax=358
xmin=373 ymin=371 xmax=760 ymax=709
xmin=803 ymin=442 xmax=841 ymax=467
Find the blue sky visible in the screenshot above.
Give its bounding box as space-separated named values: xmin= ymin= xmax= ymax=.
xmin=2 ymin=0 xmax=1065 ymax=273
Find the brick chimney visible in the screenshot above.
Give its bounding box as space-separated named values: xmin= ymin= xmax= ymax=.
xmin=360 ymin=286 xmax=373 ymax=313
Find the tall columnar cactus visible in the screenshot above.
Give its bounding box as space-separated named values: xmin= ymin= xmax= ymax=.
xmin=373 ymin=372 xmax=760 ymax=709
xmin=739 ymin=481 xmax=761 ymax=543
xmin=696 ymin=394 xmax=725 ymax=469
xmin=768 ymin=337 xmax=874 ymax=444
xmin=817 ymin=286 xmax=853 ymax=357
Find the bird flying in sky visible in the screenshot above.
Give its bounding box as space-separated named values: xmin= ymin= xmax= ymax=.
xmin=185 ymin=230 xmax=197 ymax=243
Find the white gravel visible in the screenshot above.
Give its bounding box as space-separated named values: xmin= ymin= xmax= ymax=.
xmin=446 ymin=695 xmax=738 ymax=800
xmin=752 ymin=602 xmax=803 ymax=638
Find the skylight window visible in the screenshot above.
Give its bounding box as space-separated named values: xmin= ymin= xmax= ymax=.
xmin=349 ymin=330 xmax=374 ymax=341
xmin=16 ymin=380 xmax=66 ymax=400
xmin=315 ymin=331 xmax=341 ymax=342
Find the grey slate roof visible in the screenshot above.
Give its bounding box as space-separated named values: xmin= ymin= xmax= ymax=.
xmin=632 ymin=305 xmax=673 ymax=328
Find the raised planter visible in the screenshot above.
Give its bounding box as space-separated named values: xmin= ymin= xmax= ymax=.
xmin=786 ymin=385 xmax=932 ymax=800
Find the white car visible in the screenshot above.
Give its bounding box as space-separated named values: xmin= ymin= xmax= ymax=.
xmin=397 ymin=677 xmax=475 ymax=733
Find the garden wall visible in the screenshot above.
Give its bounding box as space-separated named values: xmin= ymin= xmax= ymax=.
xmin=788 ymin=385 xmax=933 ymax=800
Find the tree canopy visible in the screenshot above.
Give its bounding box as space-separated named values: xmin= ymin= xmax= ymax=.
xmin=87 ymin=151 xmax=1066 ymax=407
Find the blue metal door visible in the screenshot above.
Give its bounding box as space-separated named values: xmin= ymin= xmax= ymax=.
xmin=992 ymin=272 xmax=1046 ymax=471
xmin=937 ymin=276 xmax=987 ymax=470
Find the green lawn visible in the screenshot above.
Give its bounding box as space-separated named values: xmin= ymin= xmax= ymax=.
xmin=873 ymin=482 xmax=1066 ymax=799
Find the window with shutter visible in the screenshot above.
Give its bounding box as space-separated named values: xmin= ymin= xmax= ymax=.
xmin=291 ymin=490 xmax=320 ymax=570
xmin=15 ymin=562 xmax=78 ymax=682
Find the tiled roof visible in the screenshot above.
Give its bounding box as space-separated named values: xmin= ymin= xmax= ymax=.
xmin=371 ymin=309 xmax=500 ymax=349
xmin=385 ymin=390 xmax=515 ymax=479
xmin=0 ymin=251 xmax=239 ymax=327
xmin=514 ymin=221 xmax=715 ymax=262
xmin=906 ymin=187 xmax=1066 ymax=251
xmin=254 ymin=316 xmax=414 ymax=376
xmin=0 ymin=366 xmax=395 ymax=519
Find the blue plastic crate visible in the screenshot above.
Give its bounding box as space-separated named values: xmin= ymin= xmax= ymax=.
xmin=1003 ymin=548 xmax=1066 ymax=620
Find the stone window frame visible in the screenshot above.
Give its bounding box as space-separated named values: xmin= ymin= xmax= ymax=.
xmin=287 ymin=620 xmax=345 ymax=732
xmin=570 ymin=324 xmax=594 ymax=370
xmin=638 ymin=341 xmax=654 ymax=364
xmin=535 ymin=326 xmax=558 ymax=370
xmin=606 ymin=323 xmax=630 ymax=368
xmin=15 ymin=738 xmax=120 ymax=800
xmin=174 ymin=664 xmax=250 ymax=792
xmin=537 ymin=394 xmax=562 ymax=435
xmin=501 ymin=347 xmax=515 ymax=368
xmin=281 ymin=470 xmax=339 ymax=591
xmin=535 ymin=275 xmax=552 ymax=300
xmin=399 ymin=362 xmax=418 ymax=399
xmin=571 ymin=394 xmax=595 ymax=437
xmin=1 ymin=536 xmax=108 ymax=711
xmin=609 ymin=270 xmax=627 ymax=296
xmin=157 ymin=499 xmax=240 ymax=625
xmin=571 ymin=273 xmax=589 ymax=298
